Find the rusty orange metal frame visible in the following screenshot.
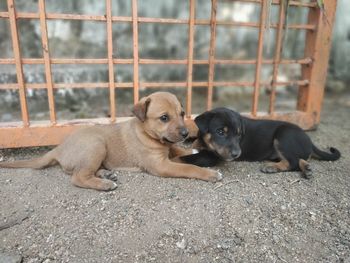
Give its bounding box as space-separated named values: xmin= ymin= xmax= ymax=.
xmin=0 ymin=0 xmax=337 ymax=148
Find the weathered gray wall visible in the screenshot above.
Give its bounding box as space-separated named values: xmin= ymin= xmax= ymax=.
xmin=327 ymin=0 xmax=350 ymax=91
xmin=0 ymin=0 xmax=348 ymax=120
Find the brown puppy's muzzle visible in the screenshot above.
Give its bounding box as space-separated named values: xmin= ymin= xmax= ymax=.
xmin=179 ymin=127 xmax=189 ymax=139
xmin=163 ymin=126 xmax=189 ymax=144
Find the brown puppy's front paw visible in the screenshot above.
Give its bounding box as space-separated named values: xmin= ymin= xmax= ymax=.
xmin=301 ymin=163 xmax=313 ymax=179
xmin=260 ymin=165 xmax=279 ymax=174
xmin=100 ymin=179 xmax=118 ymax=191
xmin=207 ymin=169 xmax=223 ymax=182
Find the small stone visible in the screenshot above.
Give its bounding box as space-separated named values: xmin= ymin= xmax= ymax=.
xmin=176 ymin=238 xmax=187 ymax=250
xmin=0 ymin=252 xmax=22 ymax=263
xmin=244 ymin=196 xmax=253 ymax=205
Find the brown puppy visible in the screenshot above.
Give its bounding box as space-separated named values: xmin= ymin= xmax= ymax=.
xmin=0 ymin=92 xmax=222 ymax=191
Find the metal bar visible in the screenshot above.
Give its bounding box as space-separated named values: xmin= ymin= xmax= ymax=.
xmin=0 ymin=57 xmax=313 ymax=65
xmin=38 ymin=0 xmax=56 ymax=124
xmin=132 ymin=0 xmax=139 ymax=103
xmin=0 ymin=110 xmax=317 ymax=148
xmin=7 ymin=0 xmax=29 ymax=126
xmin=0 ymin=117 xmax=129 ymax=148
xmin=297 ymin=0 xmax=337 ymax=125
xmin=186 ymin=0 xmax=196 ymax=117
xmin=0 ymin=80 xmax=309 ymax=90
xmin=106 ymin=0 xmax=116 ymax=122
xmin=268 ymin=0 xmax=285 ymax=115
xmin=223 ymin=0 xmax=317 ymax=8
xmin=207 ymin=0 xmax=217 ymax=110
xmin=0 ymin=12 xmax=316 ymax=31
xmin=251 ymin=0 xmax=267 ymax=116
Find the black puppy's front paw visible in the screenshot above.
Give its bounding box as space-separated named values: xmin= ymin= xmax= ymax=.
xmin=97 ymin=169 xmax=119 ymax=182
xmin=260 ymin=165 xmax=279 ymax=174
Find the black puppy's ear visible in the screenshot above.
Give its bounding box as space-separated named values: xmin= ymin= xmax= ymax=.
xmin=132 ymin=97 xmax=151 ymax=122
xmin=229 ymin=109 xmax=245 ymax=136
xmin=194 ymin=111 xmax=213 ymax=134
xmin=239 ymin=116 xmax=245 ymax=136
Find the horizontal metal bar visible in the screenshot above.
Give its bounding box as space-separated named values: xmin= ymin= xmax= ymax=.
xmin=0 ymin=12 xmax=315 ymax=30
xmin=0 ymin=117 xmax=132 ymax=148
xmin=230 ymin=0 xmax=317 ymax=8
xmin=0 ymin=58 xmax=313 ymax=65
xmin=0 ymin=110 xmax=317 ymax=148
xmin=0 ymin=80 xmax=309 ymax=90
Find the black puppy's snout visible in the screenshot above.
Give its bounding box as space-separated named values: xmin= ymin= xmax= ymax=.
xmin=180 ymin=127 xmax=189 ymax=138
xmin=231 ymin=149 xmax=241 ymax=159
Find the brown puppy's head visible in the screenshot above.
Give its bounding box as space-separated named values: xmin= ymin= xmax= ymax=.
xmin=195 ymin=108 xmax=244 ymax=161
xmin=132 ymin=92 xmax=188 ymax=144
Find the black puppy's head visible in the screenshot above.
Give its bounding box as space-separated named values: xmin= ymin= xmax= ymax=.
xmin=195 ymin=108 xmax=244 ymax=161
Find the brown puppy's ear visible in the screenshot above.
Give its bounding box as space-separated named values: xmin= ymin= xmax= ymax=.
xmin=185 ymin=118 xmax=199 ymax=138
xmin=132 ymin=97 xmax=151 ymax=122
xmin=194 ymin=111 xmax=213 ymax=134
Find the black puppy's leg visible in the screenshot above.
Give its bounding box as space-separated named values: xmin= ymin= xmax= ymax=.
xmin=273 ymin=126 xmax=313 ymax=178
xmin=299 ymin=159 xmax=312 ymax=179
xmin=260 ymin=159 xmax=290 ymax=173
xmin=180 ymin=150 xmax=221 ymax=167
xmin=96 ymin=169 xmax=118 ymax=181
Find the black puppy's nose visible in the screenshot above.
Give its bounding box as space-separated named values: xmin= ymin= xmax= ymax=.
xmin=180 ymin=127 xmax=189 ymax=138
xmin=231 ymin=150 xmax=241 ymax=159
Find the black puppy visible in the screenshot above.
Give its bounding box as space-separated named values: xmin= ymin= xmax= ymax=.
xmin=181 ymin=108 xmax=341 ymax=178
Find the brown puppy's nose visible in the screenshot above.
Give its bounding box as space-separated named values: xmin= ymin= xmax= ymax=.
xmin=180 ymin=127 xmax=189 ymax=138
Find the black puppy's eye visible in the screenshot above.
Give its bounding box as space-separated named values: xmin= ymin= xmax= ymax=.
xmin=160 ymin=114 xmax=169 ymax=122
xmin=216 ymin=128 xmax=225 ymax=136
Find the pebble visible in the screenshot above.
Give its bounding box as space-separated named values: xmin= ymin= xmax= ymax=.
xmin=176 ymin=238 xmax=187 ymax=250
xmin=0 ymin=252 xmax=22 ymax=263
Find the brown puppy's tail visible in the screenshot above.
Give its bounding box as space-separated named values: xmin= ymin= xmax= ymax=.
xmin=311 ymin=144 xmax=341 ymax=161
xmin=0 ymin=149 xmax=58 ymax=169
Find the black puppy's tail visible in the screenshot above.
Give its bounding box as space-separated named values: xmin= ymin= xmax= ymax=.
xmin=311 ymin=144 xmax=341 ymax=161
xmin=180 ymin=150 xmax=221 ymax=167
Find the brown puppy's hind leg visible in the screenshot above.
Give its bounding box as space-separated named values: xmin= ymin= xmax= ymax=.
xmin=299 ymin=159 xmax=312 ymax=179
xmin=261 ymin=159 xmax=290 ymax=173
xmin=72 ymin=169 xmax=117 ymax=191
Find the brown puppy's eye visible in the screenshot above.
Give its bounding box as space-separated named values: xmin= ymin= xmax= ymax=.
xmin=160 ymin=114 xmax=169 ymax=123
xmin=180 ymin=111 xmax=185 ymax=117
xmin=216 ymin=128 xmax=225 ymax=136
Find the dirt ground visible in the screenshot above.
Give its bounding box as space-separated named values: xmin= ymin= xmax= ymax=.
xmin=0 ymin=96 xmax=350 ymax=263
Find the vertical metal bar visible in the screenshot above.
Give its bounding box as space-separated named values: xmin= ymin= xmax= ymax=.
xmin=251 ymin=0 xmax=267 ymax=116
xmin=38 ymin=0 xmax=56 ymax=124
xmin=106 ymin=0 xmax=116 ymax=122
xmin=132 ymin=0 xmax=139 ymax=103
xmin=268 ymin=0 xmax=285 ymax=115
xmin=297 ymin=0 xmax=337 ymax=125
xmin=186 ymin=0 xmax=195 ymax=117
xmin=7 ymin=0 xmax=29 ymax=126
xmin=207 ymin=0 xmax=217 ymax=110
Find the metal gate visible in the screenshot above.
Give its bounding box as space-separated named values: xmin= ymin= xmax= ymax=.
xmin=0 ymin=0 xmax=337 ymax=148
